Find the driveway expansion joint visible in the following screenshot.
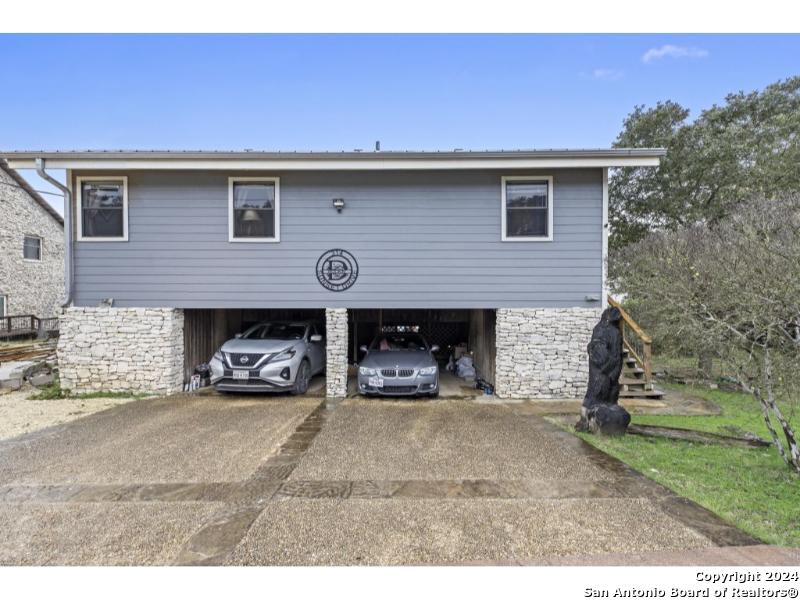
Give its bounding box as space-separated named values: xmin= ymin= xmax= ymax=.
xmin=0 ymin=476 xmax=676 ymax=503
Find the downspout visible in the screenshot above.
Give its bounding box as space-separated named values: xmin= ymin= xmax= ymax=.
xmin=35 ymin=158 xmax=73 ymax=307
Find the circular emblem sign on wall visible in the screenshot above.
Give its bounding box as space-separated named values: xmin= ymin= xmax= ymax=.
xmin=316 ymin=249 xmax=359 ymax=292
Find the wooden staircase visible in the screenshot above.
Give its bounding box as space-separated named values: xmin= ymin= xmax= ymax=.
xmin=608 ymin=297 xmax=665 ymax=400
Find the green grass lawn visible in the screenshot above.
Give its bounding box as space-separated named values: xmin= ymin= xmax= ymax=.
xmin=571 ymin=383 xmax=800 ymax=547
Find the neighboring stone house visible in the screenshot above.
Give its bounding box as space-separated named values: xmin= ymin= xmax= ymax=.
xmin=0 ymin=160 xmax=64 ymax=318
xmin=2 ymin=149 xmax=664 ymax=397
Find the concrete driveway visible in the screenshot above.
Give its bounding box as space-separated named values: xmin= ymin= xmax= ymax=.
xmin=0 ymin=393 xmax=760 ymax=565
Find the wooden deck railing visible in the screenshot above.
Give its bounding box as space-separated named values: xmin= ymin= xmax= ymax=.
xmin=0 ymin=315 xmax=59 ymax=339
xmin=607 ymin=296 xmax=653 ymax=383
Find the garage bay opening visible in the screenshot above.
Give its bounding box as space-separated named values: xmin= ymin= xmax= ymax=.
xmin=183 ymin=308 xmax=326 ymax=395
xmin=348 ymin=309 xmax=496 ymax=399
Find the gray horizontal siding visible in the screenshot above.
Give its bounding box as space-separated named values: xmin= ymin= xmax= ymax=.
xmin=71 ymin=169 xmax=603 ymax=308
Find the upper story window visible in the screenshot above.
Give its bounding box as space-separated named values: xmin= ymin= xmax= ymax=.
xmin=228 ymin=177 xmax=280 ymax=242
xmin=77 ymin=176 xmax=128 ymax=241
xmin=501 ymin=176 xmax=554 ymax=242
xmin=23 ymin=236 xmax=41 ymax=261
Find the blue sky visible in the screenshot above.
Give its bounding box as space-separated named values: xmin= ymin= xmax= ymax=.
xmin=2 ymin=34 xmax=798 ymax=212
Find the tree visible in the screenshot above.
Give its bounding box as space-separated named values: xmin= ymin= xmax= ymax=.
xmin=610 ymin=196 xmax=800 ymax=472
xmin=609 ymin=77 xmax=800 ymax=250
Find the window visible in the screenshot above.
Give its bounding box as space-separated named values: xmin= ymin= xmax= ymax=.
xmin=370 ymin=334 xmax=429 ymax=352
xmin=0 ymin=295 xmax=6 ymax=318
xmin=23 ymin=236 xmax=41 ymax=261
xmin=77 ymin=177 xmax=128 ymax=241
xmin=228 ymin=177 xmax=280 ymax=242
xmin=501 ymin=176 xmax=553 ymax=241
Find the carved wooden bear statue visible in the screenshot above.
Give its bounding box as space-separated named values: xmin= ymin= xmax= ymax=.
xmin=575 ymin=307 xmax=631 ymax=436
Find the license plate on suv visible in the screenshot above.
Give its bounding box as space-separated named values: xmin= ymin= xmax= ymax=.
xmin=232 ymin=370 xmax=249 ymax=380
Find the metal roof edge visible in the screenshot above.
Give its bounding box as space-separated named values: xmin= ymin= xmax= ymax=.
xmin=0 ymin=148 xmax=667 ymax=160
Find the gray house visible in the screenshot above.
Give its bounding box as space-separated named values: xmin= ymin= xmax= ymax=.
xmin=2 ymin=149 xmax=663 ymax=397
xmin=0 ymin=160 xmax=64 ymax=321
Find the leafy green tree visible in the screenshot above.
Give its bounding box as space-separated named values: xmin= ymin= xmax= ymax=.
xmin=610 ymin=77 xmax=800 ymax=250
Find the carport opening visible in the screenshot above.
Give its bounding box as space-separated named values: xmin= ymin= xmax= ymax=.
xmin=348 ymin=309 xmax=496 ymax=398
xmin=184 ymin=308 xmax=326 ymax=394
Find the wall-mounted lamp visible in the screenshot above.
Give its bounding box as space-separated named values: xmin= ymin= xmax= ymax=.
xmin=332 ymin=198 xmax=345 ymax=213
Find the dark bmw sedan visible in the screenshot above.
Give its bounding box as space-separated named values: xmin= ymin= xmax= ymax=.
xmin=357 ymin=333 xmax=439 ymax=397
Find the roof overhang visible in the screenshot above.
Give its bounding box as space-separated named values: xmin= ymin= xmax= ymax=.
xmin=1 ymin=149 xmax=665 ymax=171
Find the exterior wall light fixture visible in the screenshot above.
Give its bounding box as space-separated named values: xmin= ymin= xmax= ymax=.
xmin=332 ymin=198 xmax=345 ymax=213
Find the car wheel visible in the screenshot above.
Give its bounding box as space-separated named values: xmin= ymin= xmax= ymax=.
xmin=292 ymin=360 xmax=310 ymax=395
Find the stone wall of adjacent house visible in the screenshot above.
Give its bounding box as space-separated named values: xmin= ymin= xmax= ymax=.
xmin=495 ymin=307 xmax=601 ymax=399
xmin=0 ymin=166 xmax=64 ymax=317
xmin=325 ymin=308 xmax=348 ymax=397
xmin=57 ymin=307 xmax=184 ymax=394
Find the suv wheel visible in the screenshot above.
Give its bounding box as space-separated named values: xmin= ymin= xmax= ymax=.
xmin=292 ymin=360 xmax=310 ymax=395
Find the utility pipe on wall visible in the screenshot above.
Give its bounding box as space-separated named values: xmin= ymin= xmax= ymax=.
xmin=35 ymin=158 xmax=73 ymax=307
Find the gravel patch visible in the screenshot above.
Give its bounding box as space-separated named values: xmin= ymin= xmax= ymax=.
xmin=0 ymin=387 xmax=138 ymax=441
xmin=0 ymin=501 xmax=223 ymax=565
xmin=290 ymin=399 xmax=613 ymax=481
xmin=226 ymin=497 xmax=713 ymax=565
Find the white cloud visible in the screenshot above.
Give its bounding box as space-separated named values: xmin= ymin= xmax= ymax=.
xmin=642 ymin=44 xmax=709 ymax=63
xmin=591 ymin=68 xmax=624 ymax=81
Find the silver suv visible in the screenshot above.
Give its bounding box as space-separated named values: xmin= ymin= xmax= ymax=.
xmin=209 ymin=321 xmax=325 ymax=394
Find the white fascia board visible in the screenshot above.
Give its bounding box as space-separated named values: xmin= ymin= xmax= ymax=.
xmin=4 ymin=156 xmax=661 ymax=170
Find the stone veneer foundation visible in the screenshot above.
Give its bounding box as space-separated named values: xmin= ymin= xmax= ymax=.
xmin=57 ymin=307 xmax=184 ymax=395
xmin=56 ymin=306 xmax=598 ymax=399
xmin=325 ymin=308 xmax=348 ymax=398
xmin=495 ymin=307 xmax=601 ymax=399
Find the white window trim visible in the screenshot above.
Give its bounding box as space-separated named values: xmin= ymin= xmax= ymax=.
xmin=228 ymin=176 xmax=281 ymax=243
xmin=76 ymin=176 xmax=129 ymax=242
xmin=500 ymin=175 xmax=554 ymax=242
xmin=23 ymin=235 xmax=43 ymax=262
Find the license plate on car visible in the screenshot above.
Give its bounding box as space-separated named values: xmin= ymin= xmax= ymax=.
xmin=368 ymin=377 xmax=384 ymax=388
xmin=232 ymin=370 xmax=249 ymax=380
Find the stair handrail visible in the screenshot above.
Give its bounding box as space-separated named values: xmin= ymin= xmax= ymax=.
xmin=607 ymin=296 xmax=653 ymax=383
